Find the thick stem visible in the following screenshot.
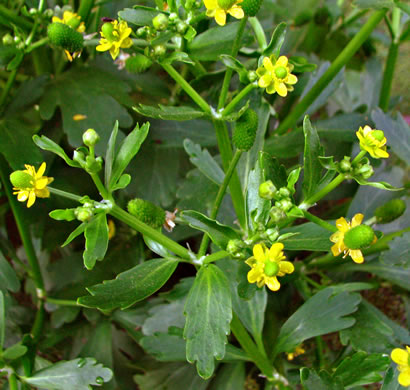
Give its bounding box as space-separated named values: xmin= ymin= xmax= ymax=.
xmin=378 ymin=41 xmax=399 ymax=111
xmin=302 ymin=210 xmax=337 ymax=233
xmin=222 ymin=83 xmax=257 ymax=117
xmin=198 ymin=150 xmax=243 ymax=256
xmin=8 ymin=373 xmax=18 ymax=390
xmin=276 ymin=10 xmax=387 ymax=134
xmin=249 ymin=17 xmax=267 ymax=50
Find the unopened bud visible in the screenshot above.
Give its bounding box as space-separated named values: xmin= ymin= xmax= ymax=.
xmin=75 ymin=207 xmax=93 ymax=222
xmin=339 ymin=159 xmax=351 ymax=172
xmin=265 ymin=228 xmax=279 ymax=242
xmin=82 ymin=128 xmax=100 ymax=147
xmin=278 ymin=187 xmax=291 ymax=199
xmin=269 ymin=206 xmax=286 ymax=224
xmin=276 ymin=199 xmax=293 ymax=212
xmin=259 ymin=180 xmax=276 ymax=200
xmin=226 ymin=239 xmax=246 ymax=259
xmin=152 ymin=13 xmax=168 ymax=31
xmin=2 ymin=34 xmax=13 ymax=45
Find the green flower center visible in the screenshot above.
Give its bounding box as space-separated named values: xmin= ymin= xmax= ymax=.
xmin=217 ymin=0 xmax=236 ymax=9
xmin=101 ymin=23 xmax=117 ymax=41
xmin=264 ymin=261 xmax=279 ymax=277
xmin=274 ymin=66 xmax=287 ymax=79
xmin=344 ymin=225 xmax=375 ymax=250
xmin=10 ymin=171 xmax=34 ymax=189
xmin=371 ymin=130 xmax=385 ymax=142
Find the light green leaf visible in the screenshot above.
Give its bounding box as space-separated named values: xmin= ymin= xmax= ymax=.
xmin=210 ymin=362 xmax=245 ymax=390
xmin=3 ymin=343 xmax=28 ymax=360
xmin=353 ymin=177 xmax=402 ymax=191
xmin=184 ymin=265 xmax=232 ymax=379
xmin=333 ymin=352 xmax=389 ymax=387
xmin=23 ymin=358 xmax=113 ymax=389
xmin=104 ymin=121 xmax=118 ymax=188
xmin=395 ymin=1 xmax=410 ymax=15
xmin=280 ymin=222 xmax=332 ymax=251
xmin=300 ymin=368 xmax=344 ymax=390
xmin=83 ymin=213 xmax=109 ymax=270
xmin=181 ymin=210 xmax=240 ymax=250
xmin=162 ymin=52 xmax=195 ymax=65
xmin=78 ymin=259 xmax=179 ymax=310
xmin=273 ymin=287 xmax=361 ymax=357
xmin=263 ymin=22 xmax=287 ymax=57
xmin=183 ymin=139 xmax=224 ymax=186
xmin=49 ymin=209 xmax=76 ymax=222
xmin=119 ymin=7 xmax=163 ymax=26
xmin=111 ymin=174 xmax=131 ymax=191
xmin=109 ymin=122 xmax=149 ymax=189
xmin=0 ymin=251 xmax=20 ymax=292
xmin=302 ymin=116 xmax=324 ymax=199
xmin=133 ymin=104 xmax=205 ymax=121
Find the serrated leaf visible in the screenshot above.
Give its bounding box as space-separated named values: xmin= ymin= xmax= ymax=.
xmin=263 ymin=22 xmax=287 ymax=57
xmin=83 ymin=213 xmax=109 ymax=270
xmin=181 ymin=210 xmax=240 ymax=250
xmin=184 ymin=265 xmax=232 ymax=379
xmin=134 ymin=104 xmax=205 ymax=121
xmin=23 ymin=358 xmax=112 ymax=390
xmin=280 ymin=222 xmax=332 ymax=251
xmin=109 ymin=122 xmax=149 ymax=189
xmin=78 ymin=258 xmax=179 ymax=310
xmin=273 ymin=287 xmax=361 ymax=357
xmin=300 ymin=368 xmax=344 ymax=390
xmin=302 ymin=116 xmax=324 ymax=199
xmin=49 ymin=209 xmax=76 ymax=221
xmin=0 ymin=251 xmax=20 ymax=292
xmin=183 ymin=139 xmax=224 ymax=186
xmin=333 ymin=352 xmax=389 ymax=387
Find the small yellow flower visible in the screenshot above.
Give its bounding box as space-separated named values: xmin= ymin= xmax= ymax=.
xmin=391 ymin=346 xmax=410 ymax=387
xmin=245 ymin=243 xmax=294 ymax=292
xmin=52 ymin=11 xmax=85 ymax=33
xmin=73 ymin=114 xmax=87 ymax=121
xmin=356 ymin=125 xmax=389 ymax=159
xmin=108 ymin=219 xmax=116 ymax=240
xmin=10 ymin=163 xmax=54 ymax=208
xmin=204 ymin=0 xmax=244 ymax=26
xmin=287 ymin=345 xmax=305 ymax=361
xmin=256 ymin=55 xmax=298 ymax=97
xmin=330 ymin=213 xmax=377 ymax=264
xmin=96 ymin=20 xmax=133 ymax=60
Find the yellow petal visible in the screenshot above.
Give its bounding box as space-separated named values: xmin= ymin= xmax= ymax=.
xmin=256 ymin=279 xmax=265 ymax=288
xmin=274 ymin=81 xmax=287 ymax=97
xmin=110 ymin=45 xmax=120 ymax=60
xmin=96 ymin=41 xmax=113 ymax=52
xmin=121 ymin=37 xmax=133 ymax=49
xmin=262 ymin=57 xmax=274 ymax=71
xmin=265 ymin=83 xmax=276 ymax=94
xmin=398 ymin=370 xmax=410 ymax=387
xmin=258 ymin=74 xmax=272 ymax=88
xmin=248 ymin=267 xmax=262 ymax=283
xmin=336 ymin=217 xmax=350 ymax=232
xmin=228 ymin=5 xmax=244 ymax=19
xmin=266 ymin=276 xmax=280 ymax=291
xmin=391 ymin=348 xmax=409 ymax=365
xmin=52 ymin=16 xmax=62 ymax=23
xmin=276 ymin=56 xmax=288 ymax=67
xmin=349 ymin=249 xmax=364 ymax=263
xmin=204 ymin=0 xmax=218 ymax=9
xmin=245 ymin=257 xmax=256 ymax=267
xmin=27 ymin=191 xmax=36 ymax=208
xmin=17 ymin=191 xmax=28 ymax=202
xmin=330 ymin=231 xmax=343 ymax=244
xmin=36 ymin=188 xmax=50 ymax=198
xmin=331 ymin=241 xmax=345 ymax=257
xmin=279 ymin=261 xmax=294 ymax=274
xmin=351 ymin=213 xmax=364 ymax=227
xmin=214 ymin=9 xmax=227 ymax=26
xmin=269 ymin=242 xmax=284 ymax=260
xmin=286 ymin=73 xmax=298 ymax=85
xmin=253 ymin=244 xmax=265 ymax=261
xmin=35 ymin=177 xmax=48 ymax=190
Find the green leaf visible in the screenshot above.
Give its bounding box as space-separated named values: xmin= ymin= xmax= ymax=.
xmin=333 ymin=352 xmax=389 ymax=387
xmin=83 ymin=213 xmax=109 ymax=270
xmin=339 ymin=300 xmax=410 ymax=354
xmin=259 ymin=153 xmax=287 ymax=189
xmin=162 ymin=52 xmax=195 ymax=65
xmin=353 ymin=0 xmax=394 ymax=9
xmin=302 ymin=116 xmax=324 ymax=199
xmin=280 ymin=222 xmax=332 ymax=251
xmin=104 ymin=121 xmax=118 ymax=189
xmin=0 ymin=291 xmax=4 ymax=351
xmin=78 ymin=258 xmax=179 ymax=310
xmin=263 ymin=22 xmax=287 ymax=57
xmin=23 ymin=358 xmax=113 ymax=389
xmin=210 ymin=362 xmax=245 ymax=390
xmin=119 ymin=7 xmax=162 ymax=26
xmin=184 ymin=265 xmax=232 ymax=379
xmin=273 ymin=287 xmax=361 ymax=357
xmin=183 ymin=139 xmax=224 ymax=186
xmin=395 ymin=1 xmax=410 ymax=15
xmin=3 ymin=343 xmax=28 ymax=360
xmin=111 ymin=174 xmax=131 ymax=191
xmin=220 ymin=55 xmax=249 ymax=83
xmin=0 ymin=250 xmax=20 ymax=292
xmin=289 ymin=56 xmax=317 ymax=72
xmin=381 ymin=365 xmax=402 ymax=390
xmin=134 ymin=104 xmax=205 ymax=121
xmin=180 ymin=210 xmax=240 ymax=250
xmin=300 ymin=368 xmax=344 ymax=390
xmin=380 ymin=232 xmax=410 ymax=267
xmin=49 ymin=209 xmax=76 ymax=222
xmin=109 ymin=122 xmax=149 ymax=189
xmin=353 ymin=177 xmax=402 ymax=191
xmin=62 ymin=223 xmax=86 ymax=247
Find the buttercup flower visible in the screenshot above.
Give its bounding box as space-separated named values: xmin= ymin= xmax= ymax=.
xmin=245 ymin=243 xmax=294 ymax=292
xmin=204 ymin=0 xmax=244 ymax=26
xmin=287 ymin=345 xmax=305 ymax=361
xmin=96 ymin=20 xmax=133 ymax=60
xmin=52 ymin=11 xmax=85 ymax=33
xmin=391 ymin=346 xmax=410 ymax=387
xmin=256 ymin=55 xmax=297 ymax=97
xmin=10 ymin=163 xmax=54 ymax=208
xmin=330 ymin=213 xmax=376 ymax=264
xmin=356 ymin=125 xmax=389 ymax=159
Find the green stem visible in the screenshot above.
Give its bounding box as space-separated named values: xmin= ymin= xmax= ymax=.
xmin=276 ymin=10 xmax=387 ymax=134
xmin=302 ymin=210 xmax=337 ymax=232
xmin=230 ymin=312 xmax=274 ymax=380
xmin=316 ymin=336 xmax=325 ymax=369
xmin=30 ymin=301 xmax=45 ymax=343
xmin=48 ymin=187 xmax=83 ymax=202
xmin=0 ymin=5 xmax=33 ymax=31
xmin=8 ymin=373 xmax=18 ymax=390
xmin=47 ymin=297 xmax=79 ymax=306
xmin=90 ymin=172 xmax=112 ymax=201
xmin=352 ymin=150 xmax=367 ymax=165
xmin=203 ymin=250 xmax=229 ymax=264
xmin=26 ymin=37 xmax=49 ymax=53
xmin=198 ymin=150 xmax=243 ymax=256
xmin=378 ymin=41 xmax=399 ymax=111
xmin=218 ymin=17 xmax=248 ymax=110
xmin=77 ymin=0 xmax=95 ymax=24
xmin=110 ymin=205 xmax=191 ymax=260
xmin=222 ymin=83 xmax=257 ymax=117
xmin=249 ymin=17 xmax=267 ymax=50
xmin=161 ymin=63 xmax=211 ymax=114
xmin=213 ymin=120 xmax=246 ymax=227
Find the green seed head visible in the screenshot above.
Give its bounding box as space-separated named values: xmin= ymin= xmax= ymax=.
xmin=82 ymin=128 xmax=100 ymax=147
xmin=374 ymin=198 xmax=406 ymax=224
xmin=241 ymin=0 xmax=263 ymax=16
xmin=233 ymin=109 xmax=259 ymax=151
xmin=344 ymin=225 xmax=375 ymax=250
xmin=101 ymin=22 xmax=115 ymax=40
xmin=372 ymin=130 xmax=385 ymax=142
xmin=125 ymin=54 xmax=153 ymax=73
xmin=264 ymin=261 xmax=279 ymax=277
xmin=47 ymin=22 xmax=84 ymax=53
xmin=127 ymin=198 xmax=165 ymax=229
xmin=217 ymin=0 xmax=236 ymax=9
xmin=274 ymin=66 xmax=287 ymax=79
xmin=10 ymin=171 xmax=33 ymax=188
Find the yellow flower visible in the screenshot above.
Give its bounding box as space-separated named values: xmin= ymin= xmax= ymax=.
xmin=330 ymin=213 xmax=377 ymax=264
xmin=245 ymin=243 xmax=294 ymax=292
xmin=108 ymin=219 xmax=116 ymax=240
xmin=356 ymin=125 xmax=389 ymax=159
xmin=10 ymin=163 xmax=54 ymax=208
xmin=256 ymin=55 xmax=298 ymax=97
xmin=391 ymin=346 xmax=410 ymax=387
xmin=287 ymin=345 xmax=305 ymax=361
xmin=96 ymin=20 xmax=133 ymax=60
xmin=52 ymin=11 xmax=85 ymax=33
xmin=204 ymin=0 xmax=244 ymax=26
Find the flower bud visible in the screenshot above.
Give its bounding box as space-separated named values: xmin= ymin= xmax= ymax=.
xmin=247 ymin=70 xmax=257 ymax=82
xmin=128 ymin=198 xmax=165 ymax=229
xmin=374 ymin=198 xmax=406 ymax=224
xmin=137 ymin=26 xmax=148 ymax=37
xmin=10 ymin=171 xmax=33 ymax=188
xmin=153 ymin=44 xmax=166 ymax=58
xmin=152 ymin=13 xmax=168 ymax=31
xmin=73 ymin=150 xmax=86 ymax=165
xmin=75 ymin=207 xmax=93 ymax=222
xmin=259 ymin=180 xmax=277 ymax=200
xmin=339 ymin=158 xmax=351 ymax=172
xmin=278 ymin=187 xmax=291 ymax=199
xmin=169 ymin=13 xmax=179 ymax=22
xmin=269 ymin=206 xmax=286 ymax=224
xmin=276 ymin=199 xmax=293 ymax=212
xmin=176 ymin=21 xmax=188 ymax=34
xmin=226 ymin=239 xmax=246 ymax=259
xmin=82 ymin=128 xmax=100 ymax=147
xmin=344 ymin=225 xmax=375 ymax=250
xmin=265 ymin=228 xmax=279 ymax=242
xmin=2 ymin=34 xmax=13 ymax=45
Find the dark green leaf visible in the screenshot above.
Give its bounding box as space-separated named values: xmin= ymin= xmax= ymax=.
xmin=380 ymin=232 xmax=410 ymax=267
xmin=273 ymin=287 xmax=361 ymax=357
xmin=104 ymin=121 xmax=118 ymax=188
xmin=0 ymin=251 xmax=20 ymax=292
xmin=181 ymin=210 xmax=240 ymax=250
xmin=184 ymin=265 xmax=232 ymax=379
xmin=49 ymin=209 xmax=76 ymax=222
xmin=259 ymin=153 xmax=288 ymax=188
xmin=50 ymin=306 xmax=81 ymax=328
xmin=302 ymin=116 xmax=324 ymax=199
xmin=220 ymin=55 xmax=249 ymax=83
xmin=78 ymin=258 xmax=179 ymax=310
xmin=281 ymin=222 xmax=332 ymax=251
xmin=118 ymin=7 xmax=162 ymax=26
xmin=109 ymin=122 xmax=149 ymax=189
xmin=83 ymin=213 xmax=109 ymax=270
xmin=300 ymin=368 xmax=344 ymax=390
xmin=134 ymin=104 xmax=205 ymax=121
xmin=23 ymin=358 xmax=113 ymax=389
xmin=333 ymin=352 xmax=389 ymax=387
xmin=289 ymin=56 xmax=317 ymax=72
xmin=210 ymin=362 xmax=245 ymax=390
xmin=263 ymin=22 xmax=287 ymax=57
